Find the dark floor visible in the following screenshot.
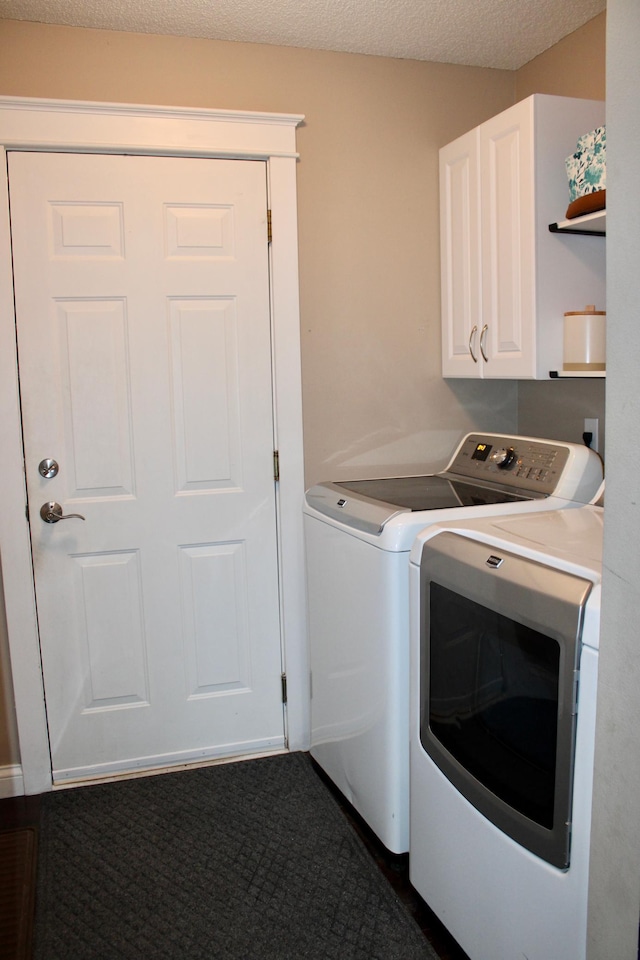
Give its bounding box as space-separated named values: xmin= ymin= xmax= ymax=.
xmin=311 ymin=761 xmax=470 ymax=960
xmin=0 ymin=764 xmax=469 ymax=960
xmin=0 ymin=794 xmax=40 ymax=960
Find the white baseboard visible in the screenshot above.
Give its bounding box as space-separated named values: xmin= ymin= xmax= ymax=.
xmin=0 ymin=763 xmax=24 ymax=798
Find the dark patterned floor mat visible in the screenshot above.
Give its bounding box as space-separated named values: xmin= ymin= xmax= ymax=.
xmin=34 ymin=752 xmax=438 ymax=960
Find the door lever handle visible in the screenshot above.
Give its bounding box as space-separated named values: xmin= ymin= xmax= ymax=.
xmin=40 ymin=501 xmax=86 ymax=524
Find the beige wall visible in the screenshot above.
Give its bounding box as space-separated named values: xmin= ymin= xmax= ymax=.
xmin=516 ymin=12 xmax=605 ymax=101
xmin=0 ymin=14 xmax=605 ymax=776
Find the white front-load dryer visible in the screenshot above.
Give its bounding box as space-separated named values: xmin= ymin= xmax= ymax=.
xmin=409 ymin=500 xmax=604 ymax=959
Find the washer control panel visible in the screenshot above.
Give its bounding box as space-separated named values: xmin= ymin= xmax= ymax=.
xmin=446 ymin=434 xmax=579 ymax=496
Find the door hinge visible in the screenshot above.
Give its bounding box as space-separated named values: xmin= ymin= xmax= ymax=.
xmin=281 ymin=672 xmax=288 ymax=704
xmin=273 ymin=450 xmax=280 ymax=482
xmin=267 ymin=209 xmax=272 ymax=244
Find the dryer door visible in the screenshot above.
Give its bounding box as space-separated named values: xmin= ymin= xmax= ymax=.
xmin=418 ymin=531 xmax=592 ymax=868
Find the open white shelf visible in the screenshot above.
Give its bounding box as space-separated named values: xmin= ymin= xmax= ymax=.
xmin=549 ymin=209 xmax=606 ymax=236
xmin=549 ymin=370 xmax=606 ymax=379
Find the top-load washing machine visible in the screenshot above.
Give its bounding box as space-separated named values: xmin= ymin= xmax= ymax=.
xmin=304 ymin=433 xmax=602 ymax=854
xmin=408 ymin=493 xmax=604 ymax=960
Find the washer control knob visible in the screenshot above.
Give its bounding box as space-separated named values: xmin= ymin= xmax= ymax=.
xmin=490 ymin=446 xmax=517 ymax=470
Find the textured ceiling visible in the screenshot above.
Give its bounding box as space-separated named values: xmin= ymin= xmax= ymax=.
xmin=0 ymin=0 xmax=606 ymax=70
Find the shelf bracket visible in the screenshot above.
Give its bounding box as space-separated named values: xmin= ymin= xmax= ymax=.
xmin=548 ymin=223 xmax=605 ymax=237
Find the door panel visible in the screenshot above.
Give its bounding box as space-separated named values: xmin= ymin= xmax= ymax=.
xmin=480 ymin=105 xmax=535 ymax=375
xmin=440 ymin=128 xmax=482 ymax=378
xmin=9 ymin=152 xmax=285 ymax=782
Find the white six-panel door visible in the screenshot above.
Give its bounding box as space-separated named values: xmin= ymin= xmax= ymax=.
xmin=8 ymin=151 xmax=285 ymax=782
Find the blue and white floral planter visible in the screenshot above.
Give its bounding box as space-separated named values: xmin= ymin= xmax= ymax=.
xmin=565 ymin=126 xmax=606 ymax=201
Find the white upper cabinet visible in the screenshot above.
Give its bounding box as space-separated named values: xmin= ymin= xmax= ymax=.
xmin=440 ymin=95 xmax=605 ymax=379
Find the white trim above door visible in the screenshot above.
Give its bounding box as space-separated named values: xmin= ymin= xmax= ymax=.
xmin=0 ymin=96 xmax=307 ymax=794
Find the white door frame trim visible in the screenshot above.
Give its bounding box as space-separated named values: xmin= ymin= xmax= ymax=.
xmin=0 ymin=96 xmax=308 ymax=794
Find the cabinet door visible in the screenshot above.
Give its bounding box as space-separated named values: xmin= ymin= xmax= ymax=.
xmin=480 ymin=100 xmax=536 ymax=378
xmin=440 ymin=129 xmax=482 ymax=377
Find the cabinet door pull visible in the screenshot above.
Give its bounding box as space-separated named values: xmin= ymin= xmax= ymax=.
xmin=480 ymin=324 xmax=489 ymax=363
xmin=468 ymin=325 xmax=478 ymax=363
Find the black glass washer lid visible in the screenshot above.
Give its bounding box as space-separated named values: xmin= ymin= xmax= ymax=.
xmin=334 ymin=475 xmax=528 ymax=510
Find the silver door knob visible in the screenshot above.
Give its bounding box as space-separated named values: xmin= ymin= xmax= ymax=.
xmin=40 ymin=501 xmax=86 ymax=524
xmin=38 ymin=458 xmax=59 ymax=479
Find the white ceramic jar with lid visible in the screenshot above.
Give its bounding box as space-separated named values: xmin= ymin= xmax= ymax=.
xmin=563 ymin=304 xmax=606 ymax=372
